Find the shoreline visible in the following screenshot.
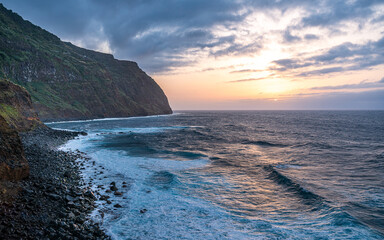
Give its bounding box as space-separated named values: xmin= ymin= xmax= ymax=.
xmin=0 ymin=127 xmax=110 ymax=239
xmin=44 ymin=112 xmax=178 ymax=125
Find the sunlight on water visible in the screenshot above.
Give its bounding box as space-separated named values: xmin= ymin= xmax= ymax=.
xmin=50 ymin=111 xmax=384 ymax=239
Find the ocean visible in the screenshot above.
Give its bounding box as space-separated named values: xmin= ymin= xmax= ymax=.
xmin=47 ymin=111 xmax=384 ymax=239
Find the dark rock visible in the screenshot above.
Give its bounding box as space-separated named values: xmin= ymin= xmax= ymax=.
xmin=47 ymin=193 xmax=61 ymax=201
xmin=99 ymin=195 xmax=110 ymax=201
xmin=114 ymin=191 xmax=122 ymax=196
xmin=84 ymin=190 xmax=96 ymax=200
xmin=114 ymin=204 xmax=122 ymax=208
xmin=64 ymin=171 xmax=71 ymax=178
xmin=110 ymin=186 xmax=118 ymax=191
xmin=140 ymin=209 xmax=147 ymax=214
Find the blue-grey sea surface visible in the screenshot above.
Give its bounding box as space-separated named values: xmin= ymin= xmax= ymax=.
xmin=48 ymin=111 xmax=384 ymax=239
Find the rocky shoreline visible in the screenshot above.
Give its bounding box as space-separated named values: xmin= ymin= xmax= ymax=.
xmin=0 ymin=127 xmax=110 ymax=239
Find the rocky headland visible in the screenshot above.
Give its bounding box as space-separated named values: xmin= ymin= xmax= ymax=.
xmin=0 ymin=3 xmax=172 ymax=121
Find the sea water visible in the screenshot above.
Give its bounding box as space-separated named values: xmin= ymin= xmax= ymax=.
xmin=47 ymin=111 xmax=384 ymax=239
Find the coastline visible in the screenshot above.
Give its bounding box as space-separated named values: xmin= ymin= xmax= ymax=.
xmin=0 ymin=127 xmax=110 ymax=239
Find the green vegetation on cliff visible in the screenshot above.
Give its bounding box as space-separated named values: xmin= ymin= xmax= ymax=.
xmin=0 ymin=4 xmax=172 ymax=121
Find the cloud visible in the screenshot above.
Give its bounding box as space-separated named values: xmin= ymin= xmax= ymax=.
xmin=229 ymin=69 xmax=264 ymax=74
xmin=300 ymin=0 xmax=384 ymax=28
xmin=228 ymin=76 xmax=272 ymax=83
xmin=310 ymin=79 xmax=384 ymax=90
xmin=210 ymin=41 xmax=263 ymax=57
xmin=298 ymin=67 xmax=344 ymax=77
xmin=283 ymin=29 xmax=301 ymax=43
xmin=2 ymin=0 xmax=384 ymax=74
xmin=271 ymin=36 xmax=384 ymax=76
xmin=304 ymin=34 xmax=319 ymax=40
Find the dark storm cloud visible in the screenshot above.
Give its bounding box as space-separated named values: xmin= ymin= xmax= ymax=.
xmin=0 ymin=0 xmax=317 ymax=73
xmin=2 ymin=0 xmax=253 ymax=72
xmin=1 ymin=0 xmax=383 ymax=73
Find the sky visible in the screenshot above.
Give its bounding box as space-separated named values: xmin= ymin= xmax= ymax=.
xmin=2 ymin=0 xmax=384 ymax=110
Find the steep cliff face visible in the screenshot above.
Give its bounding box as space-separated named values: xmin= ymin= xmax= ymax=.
xmin=0 ymin=4 xmax=172 ymax=121
xmin=0 ymin=79 xmax=42 ymax=181
xmin=0 ymin=115 xmax=29 ymax=180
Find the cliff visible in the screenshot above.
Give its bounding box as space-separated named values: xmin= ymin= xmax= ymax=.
xmin=0 ymin=115 xmax=29 ymax=181
xmin=0 ymin=4 xmax=172 ymax=121
xmin=0 ymin=79 xmax=42 ymax=180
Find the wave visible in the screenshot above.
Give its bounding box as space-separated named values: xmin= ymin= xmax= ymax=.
xmin=292 ymin=142 xmax=337 ymax=150
xmin=263 ymin=165 xmax=323 ymax=206
xmin=147 ymin=171 xmax=179 ymax=188
xmin=242 ymin=140 xmax=286 ymax=148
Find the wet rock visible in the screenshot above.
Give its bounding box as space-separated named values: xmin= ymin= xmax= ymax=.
xmin=114 ymin=191 xmax=122 ymax=196
xmin=63 ymin=171 xmax=71 ymax=178
xmin=47 ymin=193 xmax=61 ymax=201
xmin=110 ymin=186 xmax=118 ymax=191
xmin=114 ymin=204 xmax=122 ymax=208
xmin=68 ymin=212 xmax=75 ymax=219
xmin=140 ymin=209 xmax=147 ymax=214
xmin=84 ymin=190 xmax=96 ymax=200
xmin=99 ymin=195 xmax=110 ymax=201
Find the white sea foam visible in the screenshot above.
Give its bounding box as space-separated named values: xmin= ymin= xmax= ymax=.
xmin=46 ymin=113 xmax=180 ymax=124
xmin=61 ymin=132 xmax=270 ymax=239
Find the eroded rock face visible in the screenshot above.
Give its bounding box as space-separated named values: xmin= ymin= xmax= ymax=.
xmin=0 ymin=115 xmax=29 ymax=180
xmin=0 ymin=79 xmax=43 ymax=131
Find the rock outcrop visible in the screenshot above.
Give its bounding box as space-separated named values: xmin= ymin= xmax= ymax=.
xmin=0 ymin=79 xmax=43 ymax=131
xmin=0 ymin=4 xmax=172 ymax=121
xmin=0 ymin=115 xmax=29 ymax=180
xmin=0 ymin=79 xmax=39 ymax=180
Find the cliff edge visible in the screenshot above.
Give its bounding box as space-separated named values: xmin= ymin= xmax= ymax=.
xmin=0 ymin=4 xmax=172 ymax=121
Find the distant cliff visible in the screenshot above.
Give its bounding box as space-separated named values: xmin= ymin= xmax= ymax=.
xmin=0 ymin=4 xmax=172 ymax=121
